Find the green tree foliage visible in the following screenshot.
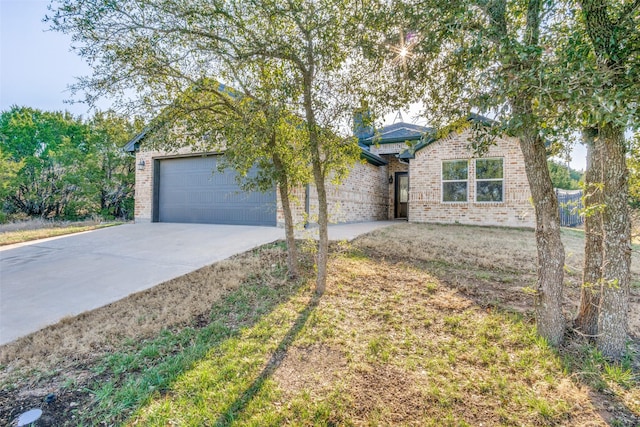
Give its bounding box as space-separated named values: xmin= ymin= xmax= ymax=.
xmin=0 ymin=146 xmax=22 ymax=222
xmin=147 ymin=72 xmax=314 ymax=278
xmin=0 ymin=147 xmax=21 ymax=199
xmin=545 ymin=0 xmax=639 ymax=360
xmin=86 ymin=111 xmax=141 ymax=219
xmin=547 ymin=160 xmax=583 ymax=190
xmin=0 ymin=106 xmax=90 ymax=218
xmin=0 ymin=107 xmax=139 ymax=221
xmin=394 ymin=0 xmax=568 ymax=345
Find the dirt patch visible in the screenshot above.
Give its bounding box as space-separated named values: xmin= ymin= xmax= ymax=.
xmin=0 ymin=385 xmax=89 ymax=427
xmin=349 ymin=364 xmax=428 ymax=425
xmin=273 ymin=344 xmax=348 ymax=398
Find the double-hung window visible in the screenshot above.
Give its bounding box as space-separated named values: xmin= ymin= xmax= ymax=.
xmin=475 ymin=158 xmax=504 ymax=202
xmin=442 ymin=160 xmax=469 ymax=202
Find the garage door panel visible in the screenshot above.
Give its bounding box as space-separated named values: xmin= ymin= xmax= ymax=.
xmin=157 ymin=156 xmax=276 ymax=226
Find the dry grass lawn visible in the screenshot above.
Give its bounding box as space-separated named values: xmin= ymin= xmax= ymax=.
xmin=0 ymin=219 xmax=123 ymax=246
xmin=0 ymin=223 xmax=638 ymax=426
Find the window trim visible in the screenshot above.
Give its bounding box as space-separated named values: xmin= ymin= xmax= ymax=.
xmin=475 ymin=157 xmax=504 ymax=203
xmin=441 ymin=159 xmax=469 ymax=203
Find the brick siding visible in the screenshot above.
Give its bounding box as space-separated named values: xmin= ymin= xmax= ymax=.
xmin=409 ymin=128 xmax=535 ymax=227
xmin=278 ymin=160 xmax=389 ymax=226
xmin=134 ymin=129 xmax=534 ymax=229
xmin=133 ymin=150 xmax=156 ymax=222
xmin=370 ymin=142 xmax=407 ymax=156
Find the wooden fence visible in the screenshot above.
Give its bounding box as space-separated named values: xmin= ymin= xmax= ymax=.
xmin=556 ymin=189 xmax=583 ymax=227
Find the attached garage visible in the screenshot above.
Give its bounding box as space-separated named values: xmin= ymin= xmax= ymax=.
xmin=153 ymin=155 xmax=276 ymax=226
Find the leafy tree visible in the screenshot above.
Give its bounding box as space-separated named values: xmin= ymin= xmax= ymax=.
xmin=543 ymin=0 xmax=639 ymax=359
xmin=548 ymin=160 xmax=582 ymax=190
xmin=86 ymin=111 xmax=139 ymax=219
xmin=146 ymin=72 xmax=312 ymax=278
xmin=215 ymin=65 xmax=313 ymax=279
xmin=0 ymin=106 xmax=91 ymax=218
xmin=48 ymin=0 xmax=374 ymax=293
xmin=396 ymin=0 xmax=567 ymax=345
xmin=0 ymin=107 xmax=138 ymax=221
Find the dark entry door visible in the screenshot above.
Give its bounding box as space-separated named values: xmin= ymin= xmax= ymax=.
xmin=395 ymin=172 xmax=409 ymax=219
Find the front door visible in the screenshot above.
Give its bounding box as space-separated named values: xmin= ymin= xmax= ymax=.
xmin=395 ymin=172 xmax=409 ymax=219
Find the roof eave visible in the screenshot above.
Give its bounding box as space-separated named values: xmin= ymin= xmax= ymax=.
xmin=410 ymin=136 xmax=437 ymax=155
xmin=124 ymin=129 xmax=148 ymax=152
xmin=360 ymin=148 xmax=388 ymax=166
xmin=398 ymin=150 xmax=415 ymax=160
xmin=360 ymin=135 xmax=424 ymax=146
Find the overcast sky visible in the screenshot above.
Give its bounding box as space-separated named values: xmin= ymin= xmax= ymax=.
xmin=1 ymin=0 xmax=587 ymax=169
xmin=0 ymin=0 xmax=106 ymax=117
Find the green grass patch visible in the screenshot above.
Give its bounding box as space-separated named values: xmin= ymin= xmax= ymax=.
xmin=108 ymin=253 xmax=612 ymax=426
xmin=79 ymin=275 xmax=307 ymax=425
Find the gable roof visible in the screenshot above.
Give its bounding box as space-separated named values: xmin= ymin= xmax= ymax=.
xmin=359 ymin=122 xmax=434 ymax=145
xmin=124 ymin=129 xmax=146 ymax=152
xmin=124 ymin=80 xmax=242 ymax=153
xmin=397 ymin=113 xmax=496 ymax=160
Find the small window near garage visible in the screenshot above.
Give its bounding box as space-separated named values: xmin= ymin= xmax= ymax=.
xmin=476 ymin=158 xmax=504 ymax=202
xmin=442 ymin=160 xmax=468 ymax=202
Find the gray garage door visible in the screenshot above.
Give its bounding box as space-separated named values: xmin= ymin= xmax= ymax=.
xmin=156 ymin=156 xmax=276 ymax=226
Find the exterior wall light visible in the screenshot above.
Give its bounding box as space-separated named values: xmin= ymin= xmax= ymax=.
xmin=388 ymin=175 xmax=393 ymax=184
xmin=137 ymin=159 xmax=146 ymax=170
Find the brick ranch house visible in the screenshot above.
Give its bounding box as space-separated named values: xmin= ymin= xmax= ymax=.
xmin=124 ymin=115 xmax=535 ymax=228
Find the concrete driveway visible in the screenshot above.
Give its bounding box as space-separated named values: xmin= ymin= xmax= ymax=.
xmin=0 ymin=221 xmax=395 ymax=345
xmin=0 ymin=223 xmax=285 ymax=345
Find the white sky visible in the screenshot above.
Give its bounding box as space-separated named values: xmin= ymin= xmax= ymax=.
xmin=0 ymin=0 xmax=587 ymax=170
xmin=0 ymin=0 xmax=109 ymax=117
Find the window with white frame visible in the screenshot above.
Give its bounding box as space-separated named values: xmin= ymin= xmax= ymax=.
xmin=475 ymin=158 xmax=504 ymax=202
xmin=442 ymin=160 xmax=468 ymax=202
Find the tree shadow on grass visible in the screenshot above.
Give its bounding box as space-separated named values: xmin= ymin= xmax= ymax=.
xmin=214 ymin=295 xmax=320 ymax=426
xmin=354 ymin=243 xmax=640 ymax=426
xmin=72 ymin=253 xmax=315 ymax=426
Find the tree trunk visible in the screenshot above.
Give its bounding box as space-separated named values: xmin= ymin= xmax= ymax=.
xmin=273 ymin=153 xmax=299 ymax=279
xmin=302 ymin=65 xmax=328 ymax=295
xmin=518 ymin=129 xmax=566 ymax=346
xmin=576 ymin=0 xmax=633 ymax=360
xmin=575 ymin=128 xmax=603 ymax=338
xmin=597 ymin=124 xmax=631 ymax=360
xmin=310 ymin=141 xmax=329 ymax=295
xmin=489 ymin=0 xmax=564 ymax=345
